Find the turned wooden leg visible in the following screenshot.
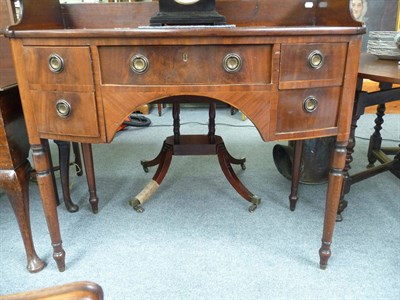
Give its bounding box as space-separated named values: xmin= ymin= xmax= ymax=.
xmin=157 ymin=103 xmax=162 ymax=116
xmin=319 ymin=141 xmax=347 ymax=270
xmin=1 ymin=161 xmax=46 ymax=273
xmin=41 ymin=139 xmax=61 ymax=207
xmin=31 ymin=140 xmax=66 ymax=272
xmin=81 ymin=143 xmax=99 ymax=214
xmin=367 ymin=103 xmax=386 ymax=167
xmin=289 ymin=139 xmax=304 ymax=211
xmin=338 ymin=78 xmax=365 ymax=220
xmin=54 ymin=140 xmax=79 ymax=213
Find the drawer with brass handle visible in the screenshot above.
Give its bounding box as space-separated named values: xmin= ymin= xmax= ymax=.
xmin=98 ymin=45 xmax=273 ymax=86
xmin=30 ymin=91 xmax=100 ymax=138
xmin=276 ymin=87 xmax=341 ymax=133
xmin=279 ymin=43 xmax=347 ymax=90
xmin=23 ymin=46 xmax=94 ymax=90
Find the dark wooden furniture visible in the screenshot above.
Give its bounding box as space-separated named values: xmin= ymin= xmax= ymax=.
xmin=5 ymin=0 xmax=364 ymax=271
xmin=0 ymin=87 xmax=45 ymax=273
xmin=50 ymin=141 xmax=99 ymax=213
xmin=131 ymin=100 xmax=257 ymax=213
xmin=0 ymin=281 xmax=104 ymax=300
xmin=0 ymin=0 xmax=45 ymax=273
xmin=1 ymin=0 xmax=99 ymax=273
xmin=339 ymin=53 xmax=400 ymax=214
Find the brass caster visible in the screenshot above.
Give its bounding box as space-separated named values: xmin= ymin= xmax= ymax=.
xmin=240 ymin=163 xmax=246 ymax=170
xmin=248 ymin=195 xmax=261 ymax=212
xmin=129 ymin=199 xmax=145 ymax=213
xmin=140 ymin=160 xmax=149 ymax=173
xmin=134 ymin=205 xmax=145 ymax=213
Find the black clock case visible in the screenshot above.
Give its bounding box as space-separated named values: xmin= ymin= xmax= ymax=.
xmin=150 ymin=0 xmax=226 ymax=26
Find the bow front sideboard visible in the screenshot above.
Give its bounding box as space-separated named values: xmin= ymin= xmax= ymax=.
xmin=5 ymin=0 xmax=365 ymax=271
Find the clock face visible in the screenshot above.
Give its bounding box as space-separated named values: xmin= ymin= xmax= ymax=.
xmin=174 ymin=0 xmax=201 ymax=5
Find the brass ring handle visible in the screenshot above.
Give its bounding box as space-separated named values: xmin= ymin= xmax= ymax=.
xmin=223 ymin=53 xmax=242 ymax=73
xmin=303 ymin=96 xmax=318 ymax=113
xmin=55 ymin=99 xmax=72 ymax=118
xmin=48 ymin=53 xmax=64 ymax=73
xmin=308 ymin=50 xmax=324 ymax=69
xmin=130 ymin=54 xmax=149 ymax=74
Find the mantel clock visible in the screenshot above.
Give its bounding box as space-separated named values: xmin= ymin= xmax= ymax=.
xmin=150 ymin=0 xmax=226 ymax=26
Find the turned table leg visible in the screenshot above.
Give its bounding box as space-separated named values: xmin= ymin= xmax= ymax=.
xmin=367 ymin=103 xmax=386 ymax=167
xmin=338 ymin=78 xmax=365 ymax=221
xmin=319 ymin=141 xmax=347 ymax=269
xmin=1 ymin=161 xmax=46 ymax=273
xmin=31 ymin=140 xmax=66 ymax=272
xmin=81 ymin=143 xmax=99 ymax=214
xmin=289 ymin=139 xmax=304 ymax=211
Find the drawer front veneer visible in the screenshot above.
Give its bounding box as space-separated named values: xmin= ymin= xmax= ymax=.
xmin=30 ymin=91 xmax=99 ymax=138
xmin=23 ymin=46 xmax=94 ymax=90
xmin=99 ymin=45 xmax=273 ymax=86
xmin=279 ymin=43 xmax=347 ymax=89
xmin=276 ymin=87 xmax=341 ymax=133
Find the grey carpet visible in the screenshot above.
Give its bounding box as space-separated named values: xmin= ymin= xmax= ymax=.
xmin=1 ymin=107 xmax=399 ymax=299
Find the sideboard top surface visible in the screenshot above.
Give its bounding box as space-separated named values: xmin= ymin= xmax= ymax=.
xmin=5 ymin=0 xmax=365 ymax=37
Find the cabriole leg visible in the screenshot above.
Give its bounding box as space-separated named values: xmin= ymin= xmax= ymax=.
xmin=3 ymin=161 xmax=46 ymax=273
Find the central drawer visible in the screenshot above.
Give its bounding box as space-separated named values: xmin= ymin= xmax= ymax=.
xmin=98 ymin=45 xmax=272 ymax=85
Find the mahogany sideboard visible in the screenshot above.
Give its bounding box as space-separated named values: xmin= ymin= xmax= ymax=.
xmin=5 ymin=0 xmax=365 ymax=271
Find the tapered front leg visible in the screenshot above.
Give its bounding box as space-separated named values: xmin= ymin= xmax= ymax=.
xmin=289 ymin=140 xmax=304 ymax=211
xmin=81 ymin=143 xmax=99 ymax=213
xmin=31 ymin=140 xmax=66 ymax=272
xmin=319 ymin=141 xmax=347 ymax=270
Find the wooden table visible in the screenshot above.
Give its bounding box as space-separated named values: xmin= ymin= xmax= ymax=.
xmin=339 ymin=53 xmax=400 ymax=214
xmin=5 ymin=0 xmax=365 ymax=271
